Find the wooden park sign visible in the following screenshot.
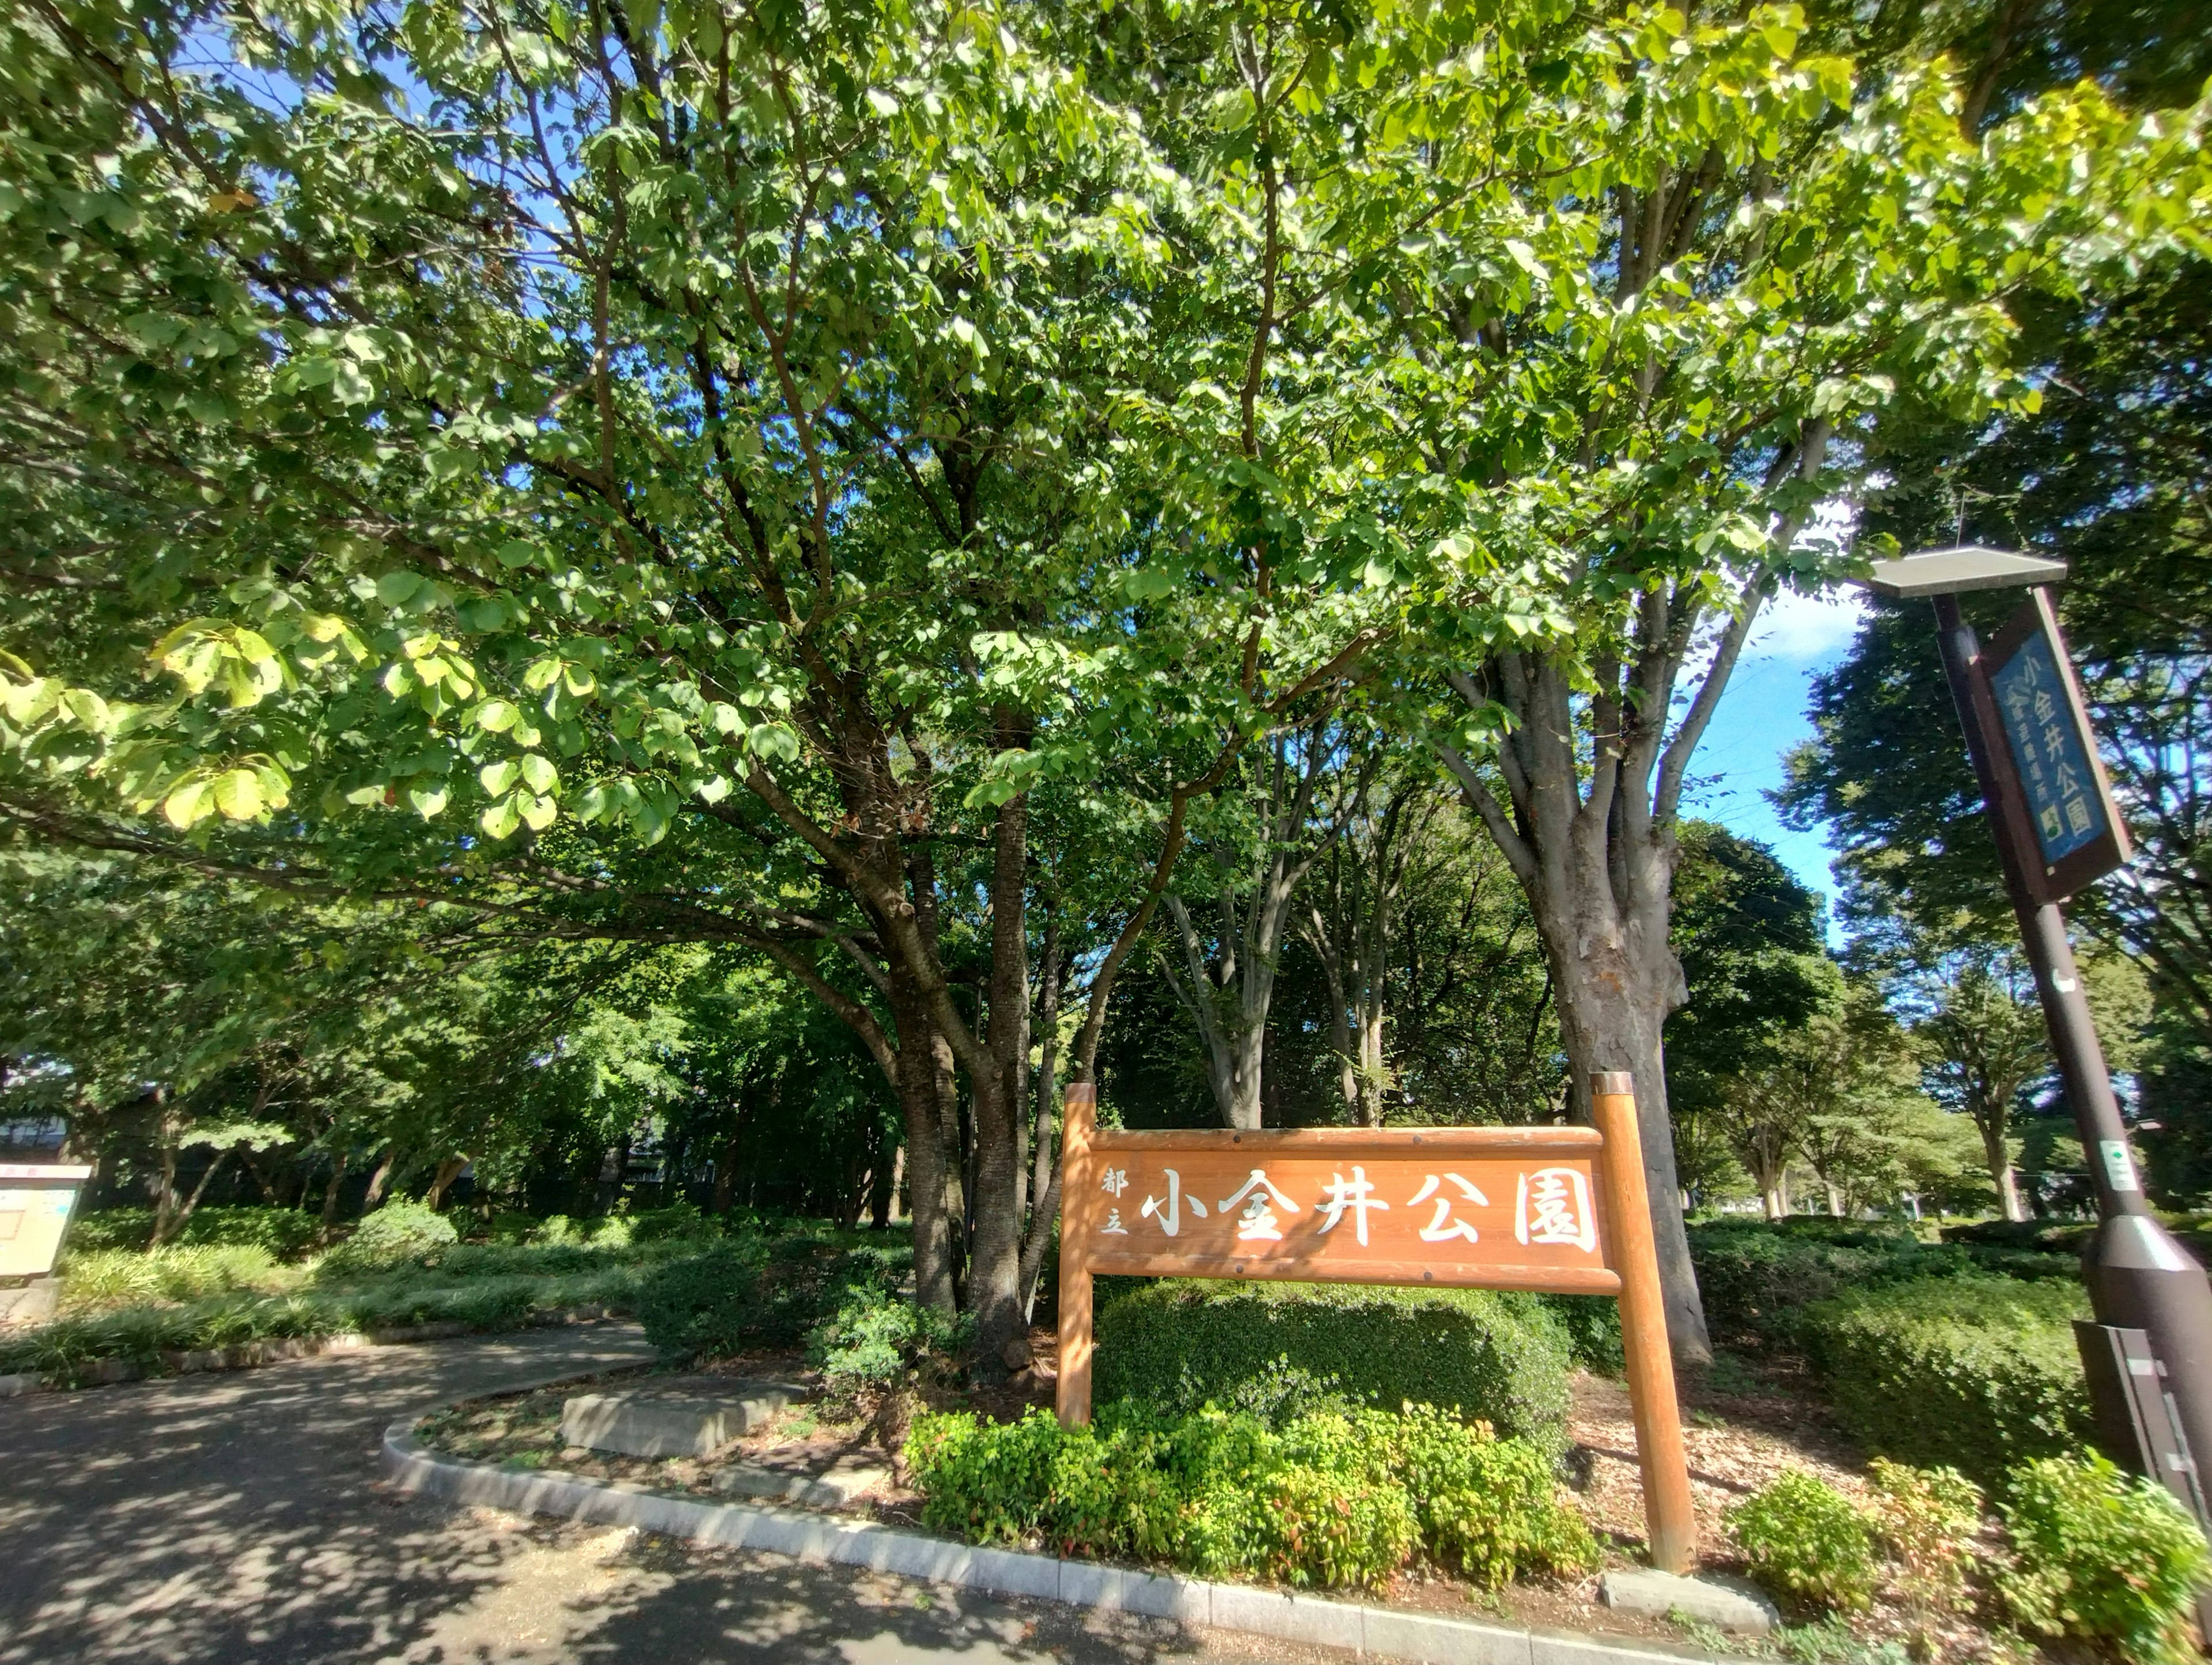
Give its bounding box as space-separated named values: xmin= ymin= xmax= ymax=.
xmin=1055 ymin=1071 xmax=1698 ymax=1573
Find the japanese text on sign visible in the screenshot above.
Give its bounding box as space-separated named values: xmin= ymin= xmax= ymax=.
xmin=1990 ymin=629 xmax=2107 ymax=866
xmin=1067 ymin=1140 xmax=1613 ymax=1289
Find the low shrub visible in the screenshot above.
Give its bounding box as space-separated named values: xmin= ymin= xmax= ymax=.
xmin=808 ymin=1282 xmax=964 ymax=1394
xmin=1866 ymin=1458 xmax=1982 ymax=1617
xmin=1389 ymin=1404 xmax=1599 ymax=1584
xmin=904 ymin=1401 xmax=1590 ymax=1592
xmin=1094 ymin=1280 xmax=1571 ymax=1447
xmin=626 ymin=1201 xmax=720 ymax=1243
xmin=1687 ymin=1221 xmax=2078 ymax=1355
xmin=60 ymin=1244 xmax=282 ymax=1311
xmin=1800 ymin=1273 xmax=2092 ymax=1487
xmin=1728 ymin=1471 xmax=1878 ymax=1612
xmin=637 ymin=1234 xmax=903 ymax=1362
xmin=65 ymin=1205 xmax=320 ymax=1260
xmin=1515 ymin=1292 xmax=1624 ymax=1375
xmin=1999 ymin=1450 xmax=2211 ymax=1664
xmin=324 ymin=1201 xmax=459 ymax=1272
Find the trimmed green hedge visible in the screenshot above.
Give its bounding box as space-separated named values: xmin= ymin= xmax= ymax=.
xmin=1687 ymin=1220 xmax=2078 ymax=1353
xmin=1094 ymin=1280 xmax=1572 ymax=1447
xmin=1800 ymin=1273 xmax=2093 ymax=1488
xmin=907 ymin=1401 xmax=1595 ymax=1591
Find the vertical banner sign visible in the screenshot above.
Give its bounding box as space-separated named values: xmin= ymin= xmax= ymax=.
xmin=1983 ymin=589 xmax=2131 ymax=902
xmin=1056 ymin=1076 xmax=1698 ymax=1574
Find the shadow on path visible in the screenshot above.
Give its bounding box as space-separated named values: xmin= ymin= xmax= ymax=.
xmin=0 ymin=1326 xmax=1338 ymax=1665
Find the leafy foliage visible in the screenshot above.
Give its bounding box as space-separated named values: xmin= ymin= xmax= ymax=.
xmin=806 ymin=1281 xmax=965 ymax=1395
xmin=1729 ymin=1471 xmax=1880 ymax=1612
xmin=635 ymin=1235 xmax=907 ymax=1363
xmin=65 ymin=1205 xmax=320 ymax=1260
xmin=1800 ymin=1274 xmax=2093 ymax=1486
xmin=1866 ymin=1458 xmax=1983 ymax=1618
xmin=904 ymin=1401 xmax=1591 ymax=1592
xmin=324 ymin=1201 xmax=457 ymax=1273
xmin=1999 ymin=1451 xmax=2211 ymax=1664
xmin=1094 ymin=1279 xmax=1572 ymax=1447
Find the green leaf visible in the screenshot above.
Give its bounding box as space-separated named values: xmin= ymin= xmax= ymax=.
xmin=162 ymin=778 xmax=214 ymax=829
xmin=212 ymin=768 xmax=263 ymax=821
xmin=473 ymin=699 xmax=520 ymax=733
xmin=748 ymin=722 xmax=800 ymax=764
xmin=480 ymin=795 xmax=522 ymax=840
xmin=518 ymin=754 xmax=558 ymax=795
xmin=375 ymin=571 xmax=424 ymax=608
xmin=519 ymin=792 xmax=558 ymax=830
xmin=408 ymin=783 xmax=449 ymax=818
xmin=479 ymin=759 xmax=521 ymax=795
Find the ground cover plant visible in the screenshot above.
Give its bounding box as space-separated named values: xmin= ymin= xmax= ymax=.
xmin=5 ymin=1206 xmax=872 ymax=1386
xmin=905 ymin=1401 xmax=1595 ymax=1592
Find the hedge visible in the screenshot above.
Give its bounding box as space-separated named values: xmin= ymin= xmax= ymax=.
xmin=1687 ymin=1220 xmax=2079 ymax=1353
xmin=906 ymin=1401 xmax=1595 ymax=1591
xmin=1094 ymin=1280 xmax=1572 ymax=1447
xmin=1800 ymin=1273 xmax=2094 ymax=1488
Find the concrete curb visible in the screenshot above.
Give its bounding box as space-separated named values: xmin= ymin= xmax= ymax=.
xmin=383 ymin=1419 xmax=1755 ymax=1665
xmin=0 ymin=1306 xmax=622 ymax=1398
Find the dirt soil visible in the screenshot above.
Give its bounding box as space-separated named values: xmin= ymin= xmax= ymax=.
xmin=418 ymin=1338 xmax=2061 ymax=1663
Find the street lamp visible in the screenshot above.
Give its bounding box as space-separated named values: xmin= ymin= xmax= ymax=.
xmin=1863 ymin=547 xmax=2212 ymax=1532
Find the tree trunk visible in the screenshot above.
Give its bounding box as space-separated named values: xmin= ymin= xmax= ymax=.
xmin=1550 ymin=946 xmax=1711 ymax=1361
xmin=424 ymin=1155 xmax=469 ymax=1211
xmin=893 ymin=981 xmax=957 ymax=1314
xmin=963 ymin=763 xmax=1032 ymax=1370
xmin=160 ymin=1147 xmax=230 ymax=1245
xmin=363 ymin=1146 xmax=397 ymax=1210
xmin=319 ymin=1151 xmax=349 ymax=1238
xmin=1978 ymin=1115 xmax=2027 ymax=1222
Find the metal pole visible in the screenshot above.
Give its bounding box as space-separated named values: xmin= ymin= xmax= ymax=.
xmin=1932 ymin=593 xmax=2212 ymax=1503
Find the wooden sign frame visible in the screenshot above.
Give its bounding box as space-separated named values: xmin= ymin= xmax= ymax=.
xmin=1055 ymin=1072 xmax=1696 ymax=1573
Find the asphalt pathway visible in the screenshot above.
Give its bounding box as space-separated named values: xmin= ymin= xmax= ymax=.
xmin=0 ymin=1325 xmax=1343 ymax=1665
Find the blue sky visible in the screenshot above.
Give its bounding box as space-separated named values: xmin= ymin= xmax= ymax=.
xmin=1680 ymin=587 xmax=1871 ymax=928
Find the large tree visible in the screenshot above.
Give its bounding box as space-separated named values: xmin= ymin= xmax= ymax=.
xmin=1363 ymin=2 xmax=2205 ymax=1358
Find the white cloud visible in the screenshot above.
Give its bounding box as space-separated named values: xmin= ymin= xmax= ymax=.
xmin=1748 ymin=586 xmax=1869 ymax=662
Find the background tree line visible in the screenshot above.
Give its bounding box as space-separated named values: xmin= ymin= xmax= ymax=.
xmin=0 ymin=0 xmax=2205 ymax=1371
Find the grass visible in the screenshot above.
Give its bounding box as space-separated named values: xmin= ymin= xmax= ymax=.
xmin=3 ymin=1223 xmax=728 ymax=1386
xmin=10 ymin=1207 xmax=906 ymax=1388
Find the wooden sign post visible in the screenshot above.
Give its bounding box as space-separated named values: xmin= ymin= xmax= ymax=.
xmin=1056 ymin=1072 xmax=1696 ymax=1574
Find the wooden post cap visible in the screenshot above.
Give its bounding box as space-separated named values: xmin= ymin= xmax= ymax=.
xmin=1590 ymin=1071 xmax=1634 ymax=1096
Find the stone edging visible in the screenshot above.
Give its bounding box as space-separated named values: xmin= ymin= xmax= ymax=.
xmin=383 ymin=1412 xmax=1753 ymax=1665
xmin=0 ymin=1306 xmax=620 ymax=1399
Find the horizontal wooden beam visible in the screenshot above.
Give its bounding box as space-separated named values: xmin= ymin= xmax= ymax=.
xmin=1092 ymin=1125 xmax=1603 ymax=1154
xmin=1082 ymin=1253 xmax=1623 ymax=1296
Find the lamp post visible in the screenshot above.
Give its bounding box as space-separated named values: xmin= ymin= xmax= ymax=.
xmin=1864 ymin=547 xmax=2212 ymax=1529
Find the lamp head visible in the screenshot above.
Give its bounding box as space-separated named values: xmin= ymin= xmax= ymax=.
xmin=1858 ymin=545 xmax=2068 ymax=599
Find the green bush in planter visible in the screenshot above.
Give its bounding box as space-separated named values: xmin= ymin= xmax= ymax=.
xmin=2000 ymin=1451 xmax=2210 ymax=1664
xmin=1094 ymin=1280 xmax=1571 ymax=1447
xmin=1800 ymin=1273 xmax=2092 ymax=1488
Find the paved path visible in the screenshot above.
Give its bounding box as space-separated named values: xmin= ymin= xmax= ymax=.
xmin=0 ymin=1325 xmax=1339 ymax=1665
